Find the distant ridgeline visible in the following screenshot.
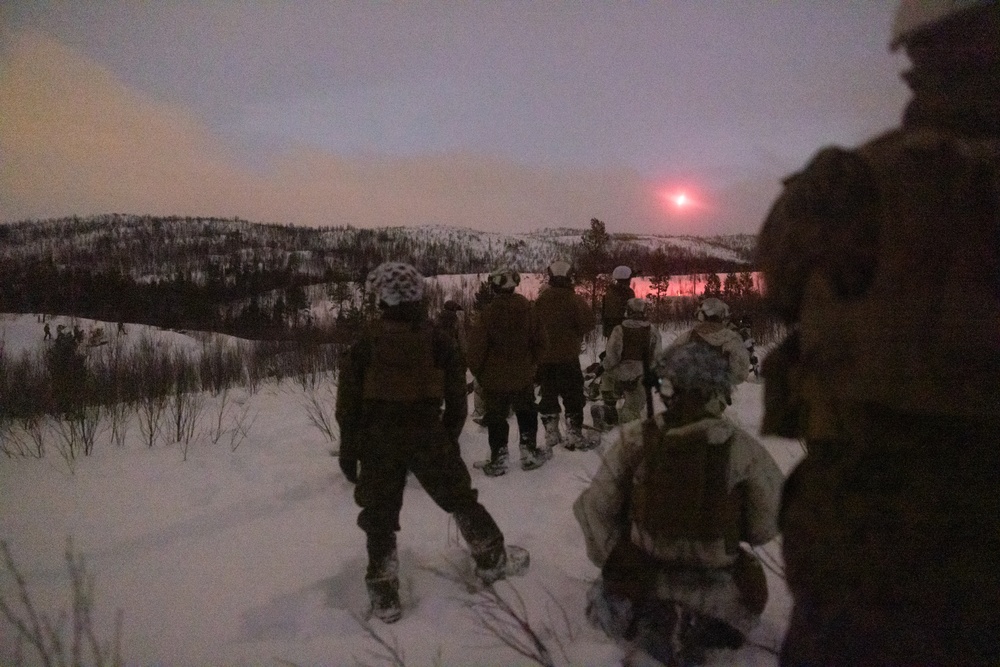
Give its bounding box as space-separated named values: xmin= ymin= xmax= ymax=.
xmin=0 ymin=214 xmax=755 ymax=337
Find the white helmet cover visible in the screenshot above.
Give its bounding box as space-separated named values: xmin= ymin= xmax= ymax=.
xmin=625 ymin=297 xmax=648 ymax=317
xmin=890 ymin=0 xmax=995 ymax=49
xmin=697 ymin=297 xmax=730 ymax=321
xmin=366 ymin=262 xmax=425 ymax=306
xmin=489 ymin=267 xmax=521 ymax=290
xmin=547 ymin=259 xmax=574 ymax=278
xmin=612 ymin=265 xmax=632 ymax=281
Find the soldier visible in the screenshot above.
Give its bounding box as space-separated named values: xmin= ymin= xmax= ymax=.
xmin=336 ymin=262 xmax=528 ymax=623
xmin=601 ymin=265 xmax=636 ymax=338
xmin=534 ymin=259 xmax=598 ymax=451
xmin=668 ymin=298 xmax=750 ymax=393
xmin=467 ymin=267 xmax=548 ymax=475
xmin=575 ymin=342 xmax=783 ymax=665
xmin=757 ymin=2 xmax=1000 ymax=663
xmin=594 ymin=298 xmax=662 ymax=430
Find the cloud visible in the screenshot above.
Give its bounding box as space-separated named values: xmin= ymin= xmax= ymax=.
xmin=0 ymin=30 xmax=771 ymax=235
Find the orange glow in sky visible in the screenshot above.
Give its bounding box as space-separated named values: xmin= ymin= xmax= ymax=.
xmin=658 ymin=186 xmax=706 ymax=214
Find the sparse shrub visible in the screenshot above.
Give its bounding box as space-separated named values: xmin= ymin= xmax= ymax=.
xmin=0 ymin=539 xmax=123 ymax=667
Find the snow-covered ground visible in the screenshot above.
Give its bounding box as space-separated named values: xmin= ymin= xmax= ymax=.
xmin=0 ymin=311 xmax=801 ymax=666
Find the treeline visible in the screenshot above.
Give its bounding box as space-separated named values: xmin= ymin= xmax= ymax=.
xmin=0 ymin=214 xmax=756 ymax=338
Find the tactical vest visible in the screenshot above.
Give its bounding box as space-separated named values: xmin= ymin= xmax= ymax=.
xmin=630 ymin=423 xmax=740 ymax=554
xmin=361 ymin=321 xmax=446 ymax=402
xmin=801 ymin=128 xmax=1000 ymax=418
xmin=620 ymin=323 xmax=651 ymax=362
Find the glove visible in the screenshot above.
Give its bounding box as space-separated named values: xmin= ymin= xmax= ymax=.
xmin=339 ymin=456 xmax=359 ymax=483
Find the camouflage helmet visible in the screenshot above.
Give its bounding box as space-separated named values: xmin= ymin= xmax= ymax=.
xmin=890 ymin=0 xmax=997 ymax=50
xmin=612 ymin=265 xmax=632 ymax=281
xmin=489 ymin=267 xmax=520 ymax=291
xmin=366 ymin=262 xmax=425 ymax=306
xmin=697 ymin=297 xmax=730 ymax=322
xmin=654 ymin=341 xmax=732 ymax=404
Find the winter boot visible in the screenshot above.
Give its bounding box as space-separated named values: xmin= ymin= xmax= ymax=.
xmin=474 ymin=544 xmax=531 ymax=586
xmin=540 ymin=413 xmax=563 ymax=449
xmin=366 ymin=578 xmax=402 ymax=623
xmin=590 ymin=403 xmax=614 ymax=433
xmin=566 ymin=412 xmax=600 ymax=452
xmin=518 ymin=433 xmax=550 ymax=470
xmin=365 ymin=544 xmax=401 ymax=623
xmin=474 ymin=445 xmax=508 ymax=477
xmin=599 ymin=391 xmax=620 ymax=429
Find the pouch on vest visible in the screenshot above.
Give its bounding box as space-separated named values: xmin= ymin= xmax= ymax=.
xmin=621 ymin=324 xmax=651 ymax=362
xmin=630 ymin=424 xmax=740 ymax=557
xmin=362 ymin=324 xmax=446 ymax=402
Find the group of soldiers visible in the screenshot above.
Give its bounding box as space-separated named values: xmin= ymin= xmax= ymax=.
xmin=334 ymin=1 xmax=1000 ymax=663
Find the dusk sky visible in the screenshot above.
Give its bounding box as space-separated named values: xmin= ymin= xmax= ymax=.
xmin=1 ymin=1 xmax=910 ymax=236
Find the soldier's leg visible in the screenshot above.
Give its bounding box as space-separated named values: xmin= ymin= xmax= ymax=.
xmin=478 ymin=389 xmax=510 ymax=475
xmin=512 ymin=383 xmax=548 ymax=468
xmin=536 ymin=363 xmax=564 ymax=448
xmin=408 ymin=423 xmax=507 ymax=576
xmin=618 ymin=380 xmax=645 ymax=424
xmin=562 ymin=363 xmax=597 ymax=449
xmin=354 ymin=450 xmax=409 ymax=623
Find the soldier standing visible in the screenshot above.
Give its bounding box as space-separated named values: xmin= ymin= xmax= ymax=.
xmin=595 ymin=298 xmax=662 ymax=429
xmin=467 ymin=267 xmax=548 ymax=475
xmin=336 ymin=262 xmax=527 ymax=623
xmin=601 ymin=265 xmax=636 ymax=338
xmin=534 ymin=259 xmax=597 ymax=451
xmin=757 ymin=2 xmax=1000 ymax=663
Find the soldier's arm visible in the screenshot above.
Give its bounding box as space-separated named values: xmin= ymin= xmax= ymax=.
xmin=729 ymin=430 xmax=784 ymax=546
xmin=438 ymin=331 xmax=468 ymax=439
xmin=573 ymin=422 xmax=647 ymax=566
xmin=465 ymin=312 xmax=489 ymax=377
xmin=757 ymin=146 xmax=881 ymax=321
xmin=335 ymin=340 xmax=369 ymax=461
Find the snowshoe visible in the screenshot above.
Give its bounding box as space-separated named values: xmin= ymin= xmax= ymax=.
xmin=475 ymin=544 xmax=530 ymax=586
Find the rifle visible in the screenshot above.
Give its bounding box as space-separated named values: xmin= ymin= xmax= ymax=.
xmin=641 ymin=334 xmax=657 ymax=420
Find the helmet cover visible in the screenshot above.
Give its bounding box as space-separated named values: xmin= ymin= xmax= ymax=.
xmin=654 ymin=341 xmax=732 ymax=402
xmin=625 ymin=297 xmax=648 ymax=317
xmin=547 ymin=259 xmax=574 ymax=279
xmin=612 ymin=265 xmax=632 ymax=281
xmin=697 ymin=297 xmax=730 ymax=321
xmin=366 ymin=262 xmax=425 ymax=306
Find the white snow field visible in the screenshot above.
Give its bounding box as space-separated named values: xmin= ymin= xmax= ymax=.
xmin=0 ymin=311 xmax=801 ymax=666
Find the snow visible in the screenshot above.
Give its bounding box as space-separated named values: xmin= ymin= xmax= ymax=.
xmin=0 ymin=312 xmax=802 ymax=666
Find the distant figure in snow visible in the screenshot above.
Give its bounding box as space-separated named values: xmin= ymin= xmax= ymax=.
xmin=43 ymin=322 xmax=51 ymax=340
xmin=335 ymin=262 xmax=527 ymax=623
xmin=757 ymin=1 xmax=1000 ymax=663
